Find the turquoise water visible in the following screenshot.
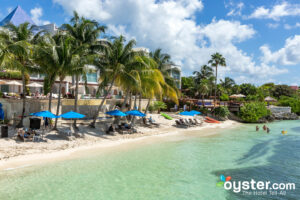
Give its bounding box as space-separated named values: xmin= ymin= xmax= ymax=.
xmin=0 ymin=120 xmax=300 ymax=200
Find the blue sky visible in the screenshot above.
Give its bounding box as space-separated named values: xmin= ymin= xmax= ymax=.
xmin=1 ymin=0 xmax=300 ymax=86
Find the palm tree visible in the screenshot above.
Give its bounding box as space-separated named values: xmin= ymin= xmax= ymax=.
xmin=193 ymin=65 xmax=214 ymax=84
xmin=149 ymin=48 xmax=180 ymax=99
xmin=90 ymin=36 xmax=143 ymax=128
xmin=38 ymin=33 xmax=76 ymax=129
xmin=61 ymin=11 xmax=106 ymax=127
xmin=33 ymin=33 xmax=59 ymax=111
xmin=0 ymin=22 xmax=37 ymax=127
xmin=220 ymin=77 xmax=235 ymax=94
xmin=197 ymin=79 xmax=210 ymax=107
xmin=208 ymin=53 xmax=226 ymax=108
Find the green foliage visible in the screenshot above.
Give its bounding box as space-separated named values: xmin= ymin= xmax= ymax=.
xmin=272 ymin=85 xmax=294 ymax=98
xmin=220 ymin=93 xmax=229 ymax=101
xmin=214 ymin=106 xmax=230 ymax=118
xmin=0 ymin=71 xmax=22 ymax=79
xmin=181 ymin=76 xmax=194 ymax=90
xmin=279 ymin=96 xmax=300 ymax=114
xmin=240 ymin=83 xmax=257 ymax=96
xmin=153 ymin=101 xmax=167 ymax=113
xmin=239 ymin=102 xmax=271 ymax=123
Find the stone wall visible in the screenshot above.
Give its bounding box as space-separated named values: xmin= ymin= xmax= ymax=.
xmin=0 ymin=98 xmax=151 ymax=121
xmin=268 ymin=106 xmax=291 ymax=114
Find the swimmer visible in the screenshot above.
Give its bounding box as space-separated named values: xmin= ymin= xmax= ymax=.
xmin=267 ymin=127 xmax=270 ymax=133
xmin=256 ymin=126 xmax=259 ymax=131
xmin=263 ymin=125 xmax=267 ymax=131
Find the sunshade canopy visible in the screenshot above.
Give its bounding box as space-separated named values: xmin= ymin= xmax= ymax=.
xmin=125 ymin=110 xmax=146 ymax=117
xmin=30 ymin=111 xmax=58 ymax=118
xmin=106 ymin=110 xmax=127 ymax=116
xmin=59 ymin=111 xmax=85 ymax=119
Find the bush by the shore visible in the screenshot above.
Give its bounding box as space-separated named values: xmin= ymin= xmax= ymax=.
xmin=239 ymin=102 xmax=271 ymax=123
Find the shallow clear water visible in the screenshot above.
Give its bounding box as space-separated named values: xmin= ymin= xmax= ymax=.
xmin=0 ymin=120 xmax=300 ymax=200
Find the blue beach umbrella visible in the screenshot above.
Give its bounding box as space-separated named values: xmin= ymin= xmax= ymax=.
xmin=0 ymin=103 xmax=4 ymax=120
xmin=59 ymin=111 xmax=85 ymax=119
xmin=30 ymin=111 xmax=58 ymax=118
xmin=179 ymin=111 xmax=195 ymax=116
xmin=106 ymin=110 xmax=127 ymax=117
xmin=125 ymin=110 xmax=146 ymax=117
xmin=190 ymin=110 xmax=202 ymax=115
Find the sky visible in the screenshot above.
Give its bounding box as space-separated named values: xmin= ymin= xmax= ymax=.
xmin=0 ymin=0 xmax=300 ymax=86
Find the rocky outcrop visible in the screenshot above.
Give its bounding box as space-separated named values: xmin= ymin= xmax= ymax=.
xmin=272 ymin=112 xmax=299 ymax=120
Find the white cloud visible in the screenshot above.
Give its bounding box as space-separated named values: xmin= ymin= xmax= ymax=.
xmin=249 ymin=2 xmax=300 ymax=20
xmin=284 ymin=23 xmax=300 ymax=30
xmin=267 ymin=23 xmax=279 ymax=29
xmin=260 ymin=35 xmax=300 ymax=66
xmin=30 ymin=7 xmax=50 ymax=25
xmin=225 ymin=1 xmax=244 ymax=17
xmin=54 ymin=0 xmax=287 ymax=83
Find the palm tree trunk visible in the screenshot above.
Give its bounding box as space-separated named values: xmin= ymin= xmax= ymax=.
xmin=48 ymin=88 xmax=53 ymax=111
xmin=128 ymin=92 xmax=132 ymax=111
xmin=90 ymin=75 xmax=117 ymax=128
xmin=74 ymin=74 xmax=79 ymax=128
xmin=17 ymin=73 xmax=26 ymax=128
xmin=133 ymin=94 xmax=137 ymax=109
xmin=54 ymin=78 xmax=63 ymax=130
xmin=121 ymin=90 xmax=129 ymax=111
xmin=202 ymin=94 xmax=205 ymax=108
xmin=144 ymin=98 xmax=151 ymax=115
xmin=138 ymin=93 xmax=142 ymax=111
xmin=214 ymin=66 xmax=218 ymax=109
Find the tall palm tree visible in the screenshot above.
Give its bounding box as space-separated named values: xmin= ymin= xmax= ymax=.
xmin=61 ymin=11 xmax=106 ymax=127
xmin=33 ymin=33 xmax=59 ymax=111
xmin=208 ymin=53 xmax=226 ymax=108
xmin=0 ymin=22 xmax=37 ymax=127
xmin=193 ymin=64 xmax=214 ymax=84
xmin=90 ymin=36 xmax=143 ymax=128
xmin=197 ymin=79 xmax=210 ymax=108
xmin=220 ymin=77 xmax=235 ymax=94
xmin=149 ymin=48 xmax=180 ymax=99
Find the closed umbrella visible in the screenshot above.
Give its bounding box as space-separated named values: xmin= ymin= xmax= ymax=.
xmin=106 ymin=110 xmax=127 ymax=116
xmin=125 ymin=110 xmax=146 ymax=117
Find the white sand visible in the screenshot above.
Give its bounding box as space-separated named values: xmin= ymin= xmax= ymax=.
xmin=0 ymin=113 xmax=239 ymax=170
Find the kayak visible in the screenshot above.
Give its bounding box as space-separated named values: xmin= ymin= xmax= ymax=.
xmin=161 ymin=113 xmax=173 ymax=120
xmin=205 ymin=117 xmax=221 ymax=123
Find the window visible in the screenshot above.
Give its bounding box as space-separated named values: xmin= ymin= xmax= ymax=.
xmin=85 ymin=73 xmax=98 ymax=83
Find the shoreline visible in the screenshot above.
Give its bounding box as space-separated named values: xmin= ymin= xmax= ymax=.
xmin=0 ymin=119 xmax=239 ymax=171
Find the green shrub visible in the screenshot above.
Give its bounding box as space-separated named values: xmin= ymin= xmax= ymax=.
xmin=0 ymin=71 xmax=22 ymax=79
xmin=214 ymin=106 xmax=230 ymax=118
xmin=278 ymin=96 xmax=300 ymax=114
xmin=220 ymin=94 xmax=229 ymax=101
xmin=153 ymin=101 xmax=167 ymax=113
xmin=239 ymin=102 xmax=270 ymax=123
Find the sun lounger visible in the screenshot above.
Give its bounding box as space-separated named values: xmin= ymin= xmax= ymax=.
xmin=175 ymin=120 xmax=188 ymax=128
xmin=17 ymin=129 xmax=33 ymax=142
xmin=194 ymin=119 xmax=203 ymax=125
xmin=179 ymin=119 xmax=190 ymax=127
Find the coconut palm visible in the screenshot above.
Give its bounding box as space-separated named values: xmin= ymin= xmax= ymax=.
xmin=220 ymin=77 xmax=235 ymax=94
xmin=61 ymin=11 xmax=106 ymax=127
xmin=90 ymin=36 xmax=144 ymax=128
xmin=208 ymin=53 xmax=226 ymax=108
xmin=38 ymin=33 xmax=76 ymax=129
xmin=0 ymin=22 xmax=38 ymax=127
xmin=193 ymin=65 xmax=214 ymax=84
xmin=149 ymin=48 xmax=180 ymax=99
xmin=197 ymin=79 xmax=210 ymax=107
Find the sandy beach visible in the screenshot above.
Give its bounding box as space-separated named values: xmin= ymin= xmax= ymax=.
xmin=0 ymin=114 xmax=239 ymax=170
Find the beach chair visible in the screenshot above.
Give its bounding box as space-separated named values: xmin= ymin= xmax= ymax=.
xmin=175 ymin=120 xmax=188 ymax=128
xmin=179 ymin=119 xmax=190 ymax=127
xmin=17 ymin=129 xmax=33 ymax=142
xmin=189 ymin=119 xmax=197 ymax=126
xmin=184 ymin=119 xmax=195 ymax=126
xmin=194 ymin=119 xmax=203 ymax=126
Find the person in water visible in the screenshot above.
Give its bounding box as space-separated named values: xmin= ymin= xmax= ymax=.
xmin=256 ymin=126 xmax=259 ymax=131
xmin=263 ymin=125 xmax=267 ymax=131
xmin=267 ymin=127 xmax=270 ymax=133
